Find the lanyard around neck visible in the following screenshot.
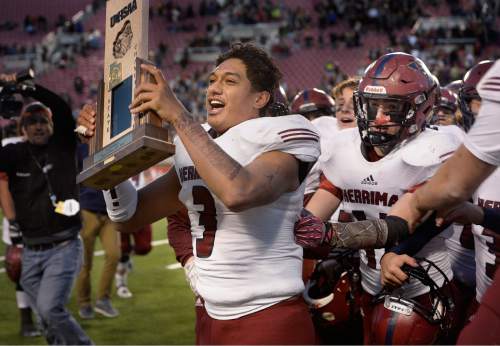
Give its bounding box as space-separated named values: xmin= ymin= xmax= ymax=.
xmin=28 ymin=147 xmax=58 ymax=207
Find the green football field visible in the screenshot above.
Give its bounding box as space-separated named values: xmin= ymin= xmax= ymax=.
xmin=0 ymin=219 xmax=196 ymax=345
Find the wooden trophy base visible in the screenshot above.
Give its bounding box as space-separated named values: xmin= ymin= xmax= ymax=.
xmin=77 ymin=124 xmax=175 ymax=189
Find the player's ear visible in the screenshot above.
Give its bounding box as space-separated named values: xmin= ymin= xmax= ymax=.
xmin=254 ymin=90 xmax=271 ymax=110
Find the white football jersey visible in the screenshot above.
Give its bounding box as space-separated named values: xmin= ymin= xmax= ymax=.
xmin=465 ymin=59 xmax=500 ymax=165
xmin=434 ymin=124 xmax=466 ymax=142
xmin=472 ymin=167 xmax=500 ymax=302
xmin=174 ymin=115 xmax=320 ymax=320
xmin=319 ymin=127 xmax=460 ymax=297
xmin=434 ymin=126 xmax=476 ymax=287
xmin=304 ymin=116 xmax=338 ymax=195
xmin=445 ymin=224 xmax=476 ymax=287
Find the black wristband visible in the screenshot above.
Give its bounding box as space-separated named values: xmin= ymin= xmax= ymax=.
xmin=384 ymin=215 xmax=410 ymax=247
xmin=481 ymin=207 xmax=500 ymax=232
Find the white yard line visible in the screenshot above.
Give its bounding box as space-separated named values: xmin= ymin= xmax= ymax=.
xmin=165 ymin=263 xmax=182 ymax=270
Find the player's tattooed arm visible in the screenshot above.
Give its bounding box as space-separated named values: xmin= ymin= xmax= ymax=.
xmin=130 ymin=64 xmax=299 ymax=211
xmin=173 ymin=111 xmax=242 ymax=181
xmin=172 ymin=111 xmax=298 ymax=211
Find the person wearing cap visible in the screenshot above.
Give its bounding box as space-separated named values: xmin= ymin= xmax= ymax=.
xmin=0 ymin=75 xmax=92 ymax=345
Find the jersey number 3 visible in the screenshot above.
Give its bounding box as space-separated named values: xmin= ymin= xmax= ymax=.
xmin=193 ymin=186 xmax=217 ymax=258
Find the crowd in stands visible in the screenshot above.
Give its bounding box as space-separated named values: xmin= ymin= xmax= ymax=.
xmin=0 ymin=0 xmax=498 ymax=118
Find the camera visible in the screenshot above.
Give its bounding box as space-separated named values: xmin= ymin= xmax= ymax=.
xmin=0 ymin=68 xmax=36 ymax=119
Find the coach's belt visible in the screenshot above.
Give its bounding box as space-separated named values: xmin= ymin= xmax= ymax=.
xmin=25 ymin=237 xmax=76 ymax=251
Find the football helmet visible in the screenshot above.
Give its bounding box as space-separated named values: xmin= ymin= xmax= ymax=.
xmin=430 ymin=87 xmax=459 ymax=126
xmin=366 ymin=258 xmax=454 ymax=345
xmin=5 ymin=245 xmax=23 ymax=283
xmin=268 ymin=84 xmax=289 ymax=117
xmin=445 ymin=80 xmax=463 ymax=94
xmin=458 ymin=60 xmax=494 ymax=131
xmin=291 ymin=88 xmax=336 ymax=120
xmin=354 ymin=52 xmax=438 ymax=151
xmin=303 ymin=248 xmax=361 ymax=327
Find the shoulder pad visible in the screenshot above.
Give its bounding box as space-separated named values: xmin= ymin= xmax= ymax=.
xmin=319 ymin=127 xmax=358 ymax=163
xmin=235 ymin=114 xmax=321 ymax=162
xmin=400 ymin=129 xmax=461 ymax=167
xmin=477 ymin=60 xmax=500 ymax=102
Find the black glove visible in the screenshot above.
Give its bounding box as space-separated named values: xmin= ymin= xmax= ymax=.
xmin=8 ymin=219 xmax=23 ymax=247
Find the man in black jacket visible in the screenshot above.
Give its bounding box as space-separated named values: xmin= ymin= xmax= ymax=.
xmin=0 ymin=77 xmax=92 ymax=345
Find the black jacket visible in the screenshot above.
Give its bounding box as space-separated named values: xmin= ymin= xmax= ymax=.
xmin=0 ymin=84 xmax=81 ymax=244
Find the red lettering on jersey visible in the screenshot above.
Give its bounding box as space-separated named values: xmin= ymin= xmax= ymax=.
xmin=341 ymin=189 xmax=398 ymax=207
xmin=374 ymin=191 xmax=388 ymax=206
xmin=193 ymin=186 xmax=218 ymax=258
xmin=354 ymin=189 xmax=362 ymax=203
xmin=362 ymin=190 xmax=370 ymax=204
xmin=482 ymin=228 xmax=500 ymax=280
xmin=478 ymin=198 xmax=500 ymax=210
xmin=346 ymin=189 xmax=354 ymax=202
xmin=388 ymin=194 xmax=399 ymax=207
xmin=179 ymin=166 xmax=201 ymax=183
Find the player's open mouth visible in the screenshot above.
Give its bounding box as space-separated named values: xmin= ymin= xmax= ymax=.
xmin=340 ymin=117 xmax=354 ymax=123
xmin=208 ymin=99 xmax=225 ymax=115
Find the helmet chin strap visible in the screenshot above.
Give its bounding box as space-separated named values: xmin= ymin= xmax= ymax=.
xmin=365 ymin=127 xmax=401 ymax=155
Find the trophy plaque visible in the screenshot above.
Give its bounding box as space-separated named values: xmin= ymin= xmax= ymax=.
xmin=77 ymin=0 xmax=175 ymax=190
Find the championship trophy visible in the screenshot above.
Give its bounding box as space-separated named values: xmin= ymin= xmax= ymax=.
xmin=77 ymin=0 xmax=175 ymax=190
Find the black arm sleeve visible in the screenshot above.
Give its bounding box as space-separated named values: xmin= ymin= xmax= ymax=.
xmin=20 ymin=83 xmax=76 ymax=147
xmin=482 ymin=207 xmax=500 ymax=233
xmin=388 ymin=213 xmax=448 ymax=256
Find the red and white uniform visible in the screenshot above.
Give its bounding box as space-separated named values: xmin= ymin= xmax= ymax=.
xmin=435 ymin=125 xmax=476 ymax=287
xmin=472 ymin=168 xmax=500 ymax=302
xmin=436 ymin=124 xmax=466 ymax=141
xmin=174 ymin=115 xmax=320 ymax=319
xmin=319 ymin=127 xmax=460 ymax=297
xmin=304 ymin=116 xmax=338 ymax=195
xmin=445 ymin=224 xmax=476 ymax=287
xmin=456 ymin=60 xmax=500 ymax=340
xmin=465 ymin=59 xmax=500 ymax=166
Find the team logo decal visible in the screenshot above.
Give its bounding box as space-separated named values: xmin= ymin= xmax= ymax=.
xmin=113 ymin=20 xmax=133 ymax=59
xmin=109 ymin=62 xmax=122 ymax=90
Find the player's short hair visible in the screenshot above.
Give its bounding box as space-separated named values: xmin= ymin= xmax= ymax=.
xmin=332 ymin=77 xmax=360 ymax=101
xmin=216 ymin=42 xmax=282 ymax=115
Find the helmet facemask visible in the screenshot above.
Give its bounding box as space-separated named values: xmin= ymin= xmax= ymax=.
xmin=458 ymin=87 xmax=480 ymax=131
xmin=354 ymin=90 xmax=431 ymax=153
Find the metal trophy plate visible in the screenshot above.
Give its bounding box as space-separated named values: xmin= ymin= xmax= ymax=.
xmin=77 ymin=0 xmax=174 ymax=190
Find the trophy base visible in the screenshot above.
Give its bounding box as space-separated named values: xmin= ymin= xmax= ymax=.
xmin=77 ymin=124 xmax=175 ymax=190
